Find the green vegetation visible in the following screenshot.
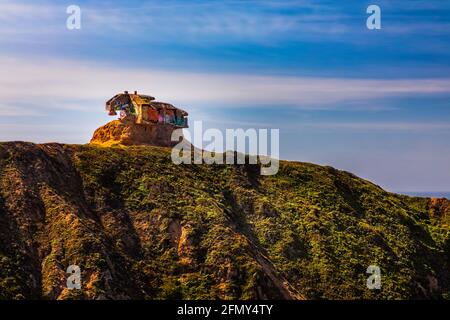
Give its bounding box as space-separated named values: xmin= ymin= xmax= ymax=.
xmin=0 ymin=142 xmax=449 ymax=299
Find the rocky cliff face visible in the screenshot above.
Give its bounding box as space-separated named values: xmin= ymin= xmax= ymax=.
xmin=0 ymin=142 xmax=449 ymax=300
xmin=90 ymin=119 xmax=180 ymax=147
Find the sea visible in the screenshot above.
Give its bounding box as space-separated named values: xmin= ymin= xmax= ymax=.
xmin=399 ymin=192 xmax=450 ymax=199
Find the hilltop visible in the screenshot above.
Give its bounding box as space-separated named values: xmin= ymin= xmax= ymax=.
xmin=0 ymin=142 xmax=449 ymax=299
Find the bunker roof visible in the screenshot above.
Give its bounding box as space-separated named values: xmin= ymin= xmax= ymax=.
xmin=106 ymin=91 xmax=188 ymax=116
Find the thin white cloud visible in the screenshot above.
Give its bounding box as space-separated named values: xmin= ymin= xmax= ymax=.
xmin=1 ymin=0 xmax=448 ymax=47
xmin=0 ymin=1 xmax=60 ymax=38
xmin=301 ymin=121 xmax=450 ymax=131
xmin=0 ymin=104 xmax=42 ymax=116
xmin=0 ymin=0 xmax=347 ymax=43
xmin=1 ymin=56 xmax=450 ymax=115
xmin=0 ymin=1 xmax=57 ymax=20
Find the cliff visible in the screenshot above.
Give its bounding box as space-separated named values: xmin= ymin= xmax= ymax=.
xmin=0 ymin=142 xmax=449 ymax=300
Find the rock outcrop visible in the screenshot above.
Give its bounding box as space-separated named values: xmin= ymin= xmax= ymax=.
xmin=90 ymin=119 xmax=182 ymax=147
xmin=430 ymin=197 xmax=450 ymax=224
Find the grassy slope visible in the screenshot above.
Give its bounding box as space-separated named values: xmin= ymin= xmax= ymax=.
xmin=0 ymin=142 xmax=449 ymax=299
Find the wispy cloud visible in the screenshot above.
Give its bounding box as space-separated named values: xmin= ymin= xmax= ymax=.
xmin=0 ymin=104 xmax=42 ymax=116
xmin=301 ymin=121 xmax=450 ymax=131
xmin=2 ymin=0 xmax=449 ymax=46
xmin=1 ymin=56 xmax=450 ymax=116
xmin=0 ymin=0 xmax=349 ymax=44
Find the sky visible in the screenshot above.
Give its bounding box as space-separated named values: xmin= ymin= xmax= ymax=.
xmin=1 ymin=0 xmax=450 ymax=193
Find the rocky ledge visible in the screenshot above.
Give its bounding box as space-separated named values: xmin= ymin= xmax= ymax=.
xmin=90 ymin=119 xmax=182 ymax=147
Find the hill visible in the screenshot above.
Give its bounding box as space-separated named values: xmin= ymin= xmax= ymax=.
xmin=0 ymin=142 xmax=449 ymax=299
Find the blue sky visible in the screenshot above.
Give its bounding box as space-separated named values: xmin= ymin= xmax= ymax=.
xmin=1 ymin=0 xmax=450 ymax=193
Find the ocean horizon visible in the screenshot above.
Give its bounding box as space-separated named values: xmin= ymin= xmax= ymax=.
xmin=398 ymin=192 xmax=450 ymax=199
